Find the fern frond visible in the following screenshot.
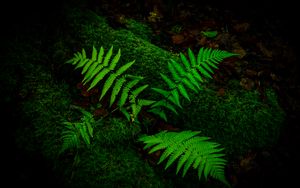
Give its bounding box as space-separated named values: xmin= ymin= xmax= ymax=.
xmin=60 ymin=122 xmax=80 ymax=154
xmin=149 ymin=47 xmax=238 ymax=121
xmin=138 ymin=130 xmax=230 ymax=187
xmin=66 ymin=46 xmax=152 ymax=122
xmin=60 ymin=106 xmax=95 ymax=154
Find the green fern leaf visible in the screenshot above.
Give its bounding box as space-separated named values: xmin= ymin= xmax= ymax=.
xmin=82 ymin=47 xmax=105 ymax=83
xmin=157 ymin=131 xmax=201 ymax=164
xmin=147 ymin=108 xmax=167 ymax=122
xmin=82 ymin=48 xmax=87 ymax=59
xmin=151 ymin=100 xmax=178 ymax=115
xmin=180 ymin=52 xmax=191 ymax=69
xmin=118 ymin=78 xmax=140 ymax=107
xmin=178 ymin=84 xmax=190 ymax=101
xmin=190 ymin=68 xmax=203 ymax=83
xmin=130 ymin=84 xmax=149 ymax=102
xmin=75 ymin=123 xmax=90 ymax=146
xmin=91 ymin=46 xmax=97 ymax=61
xmin=83 ymin=64 xmax=105 ymax=84
xmin=115 ymin=60 xmax=135 ymax=76
xmin=139 ymin=131 xmax=230 ymax=187
xmin=197 ymin=65 xmax=212 ymax=78
xmin=201 ymin=62 xmax=214 ymax=74
xmin=120 ymin=107 xmax=131 ymax=121
xmin=75 ymin=58 xmax=89 ymax=70
xmin=168 ymin=62 xmax=181 ymax=81
xmin=66 ymin=52 xmax=81 ymax=65
xmin=88 ymin=68 xmax=110 ymax=91
xmin=151 ymin=88 xmax=169 ymax=98
xmin=81 ymin=59 xmax=94 ymax=74
xmin=188 ymin=48 xmax=197 ymax=67
xmin=86 ymin=121 xmax=93 ymax=138
xmin=138 ymin=99 xmax=156 ymax=106
xmin=131 ymin=103 xmax=141 ymax=121
xmin=100 ymin=73 xmax=118 ymax=100
xmin=103 ymin=45 xmax=113 ymax=66
xmin=60 ymin=122 xmax=80 ymax=154
xmin=170 ymin=89 xmax=181 ymax=108
xmin=170 ymin=59 xmax=186 ymax=78
xmin=97 ymin=46 xmax=105 ymax=64
xmin=185 ymin=72 xmax=201 ymax=90
xmin=108 ymin=48 xmax=121 ymax=70
xmin=110 ymin=76 xmax=127 ymax=107
xmin=182 ymin=77 xmax=198 ymax=92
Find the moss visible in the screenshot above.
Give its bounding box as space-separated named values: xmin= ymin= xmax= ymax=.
xmin=123 ymin=18 xmax=154 ymax=42
xmin=93 ymin=117 xmax=141 ymax=146
xmin=63 ymin=8 xmax=176 ymax=89
xmin=65 ymin=146 xmax=170 ymax=188
xmin=173 ymin=80 xmax=285 ymax=158
xmin=16 ymin=63 xmax=72 ymax=159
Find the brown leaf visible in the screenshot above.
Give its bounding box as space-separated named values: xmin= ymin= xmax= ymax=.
xmin=233 ymin=22 xmax=250 ymax=32
xmin=240 ymin=78 xmax=255 ymax=90
xmin=172 ymin=34 xmax=185 ymax=44
xmin=257 ymin=42 xmax=273 ymax=58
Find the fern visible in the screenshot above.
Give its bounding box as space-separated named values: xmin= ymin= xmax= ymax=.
xmin=66 ymin=46 xmax=153 ymax=122
xmin=60 ymin=106 xmax=95 ymax=154
xmin=138 ymin=130 xmax=230 ymax=187
xmin=150 ymin=47 xmax=238 ymax=121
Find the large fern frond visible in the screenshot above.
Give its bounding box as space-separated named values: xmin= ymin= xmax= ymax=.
xmin=150 ymin=47 xmax=238 ymax=121
xmin=138 ymin=130 xmax=230 ymax=187
xmin=66 ymin=46 xmax=153 ymax=122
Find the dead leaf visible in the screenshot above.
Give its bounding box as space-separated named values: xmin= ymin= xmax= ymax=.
xmin=257 ymin=42 xmax=273 ymax=58
xmin=240 ymin=77 xmax=255 ymax=90
xmin=232 ymin=42 xmax=247 ymax=58
xmin=172 ymin=34 xmax=185 ymax=44
xmin=233 ymin=22 xmax=250 ymax=32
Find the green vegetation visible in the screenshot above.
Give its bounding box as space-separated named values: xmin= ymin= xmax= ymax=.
xmin=139 ymin=130 xmax=230 ymax=187
xmin=150 ymin=48 xmax=238 ymax=121
xmin=7 ymin=6 xmax=285 ymax=188
xmin=64 ymin=43 xmax=237 ymax=186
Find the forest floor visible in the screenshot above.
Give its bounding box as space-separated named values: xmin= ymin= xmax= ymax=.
xmin=93 ymin=2 xmax=300 ymax=186
xmin=2 ymin=0 xmax=299 ymax=187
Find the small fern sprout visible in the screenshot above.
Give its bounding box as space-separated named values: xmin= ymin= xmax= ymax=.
xmin=60 ymin=105 xmax=95 ymax=155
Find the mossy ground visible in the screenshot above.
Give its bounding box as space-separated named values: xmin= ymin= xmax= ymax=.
xmin=2 ymin=2 xmax=287 ymax=188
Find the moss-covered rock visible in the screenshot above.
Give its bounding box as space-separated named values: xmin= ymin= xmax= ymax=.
xmin=60 ymin=8 xmax=285 ymax=157
xmin=65 ymin=146 xmax=170 ymax=188
xmin=61 ymin=8 xmax=176 ymax=88
xmin=173 ymin=80 xmax=285 ymax=158
xmin=14 ymin=43 xmax=168 ymax=187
